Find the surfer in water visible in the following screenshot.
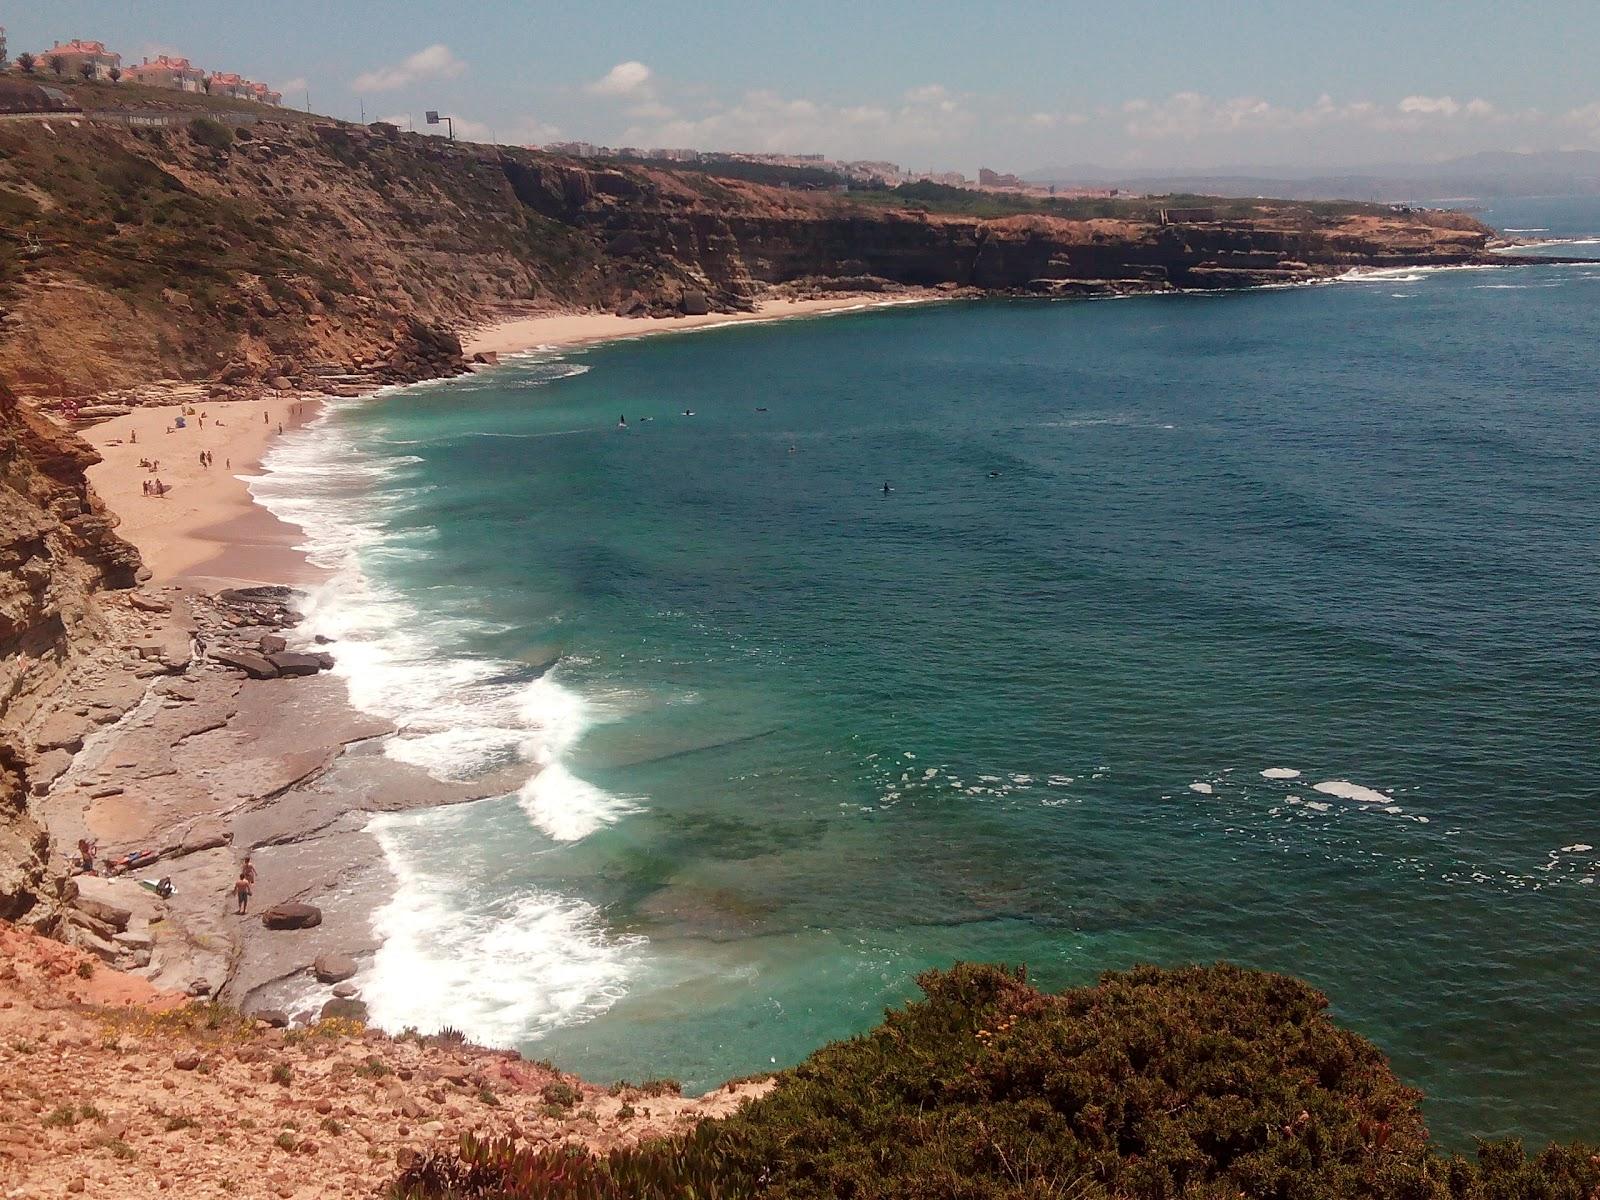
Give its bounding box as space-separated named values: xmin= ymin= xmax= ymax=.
xmin=682 ymin=408 xmax=695 ymax=417
xmin=618 ymin=414 xmax=627 ymax=428
xmin=881 ymin=481 xmax=893 ymax=494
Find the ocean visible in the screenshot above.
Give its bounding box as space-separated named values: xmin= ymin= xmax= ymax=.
xmin=250 ymin=199 xmax=1600 ymax=1146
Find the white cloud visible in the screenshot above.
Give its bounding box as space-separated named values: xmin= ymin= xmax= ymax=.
xmin=1117 ymin=91 xmax=1520 ymax=143
xmin=278 ymin=76 xmax=309 ymax=97
xmin=1399 ymin=95 xmax=1461 ymax=116
xmin=586 ymin=61 xmax=653 ymax=98
xmin=618 ymin=82 xmax=974 ymax=158
xmin=351 ymin=44 xmax=465 ymax=93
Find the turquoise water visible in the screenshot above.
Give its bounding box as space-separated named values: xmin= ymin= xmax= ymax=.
xmin=254 ymin=206 xmax=1600 ymax=1146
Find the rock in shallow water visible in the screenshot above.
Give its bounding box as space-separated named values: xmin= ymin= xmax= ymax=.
xmin=313 ymin=953 xmax=357 ymax=983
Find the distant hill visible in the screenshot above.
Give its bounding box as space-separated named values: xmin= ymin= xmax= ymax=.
xmin=1028 ymin=150 xmax=1600 ymax=202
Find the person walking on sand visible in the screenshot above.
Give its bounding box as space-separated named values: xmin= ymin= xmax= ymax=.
xmin=242 ymin=854 xmax=257 ymax=888
xmin=234 ymin=869 xmax=253 ymax=914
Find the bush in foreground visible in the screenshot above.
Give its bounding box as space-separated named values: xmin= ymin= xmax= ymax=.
xmin=392 ymin=963 xmax=1600 ymax=1199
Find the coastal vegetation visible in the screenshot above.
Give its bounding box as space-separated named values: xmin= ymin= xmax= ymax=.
xmin=850 ymin=179 xmax=1395 ymax=224
xmin=394 ymin=963 xmax=1600 ymax=1199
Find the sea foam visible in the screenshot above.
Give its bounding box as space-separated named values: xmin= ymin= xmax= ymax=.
xmin=1312 ymin=780 xmax=1391 ymax=804
xmin=364 ymin=807 xmax=639 ymax=1042
xmin=245 ymin=366 xmax=642 ymax=1043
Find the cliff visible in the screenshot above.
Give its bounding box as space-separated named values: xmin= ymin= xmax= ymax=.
xmin=0 ymin=116 xmax=1494 ymax=399
xmin=0 ymin=380 xmax=140 ymax=916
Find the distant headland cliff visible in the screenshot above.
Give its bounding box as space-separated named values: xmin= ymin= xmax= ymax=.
xmin=1 ymin=87 xmax=1496 ymax=402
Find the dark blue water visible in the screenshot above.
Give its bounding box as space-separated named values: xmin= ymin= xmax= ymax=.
xmin=257 ymin=203 xmax=1600 ymax=1146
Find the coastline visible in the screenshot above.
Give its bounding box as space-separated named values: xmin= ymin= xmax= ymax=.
xmin=462 ymin=292 xmax=946 ymax=358
xmin=63 ymin=290 xmax=928 ymax=1022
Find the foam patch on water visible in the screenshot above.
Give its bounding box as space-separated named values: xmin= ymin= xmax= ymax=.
xmin=1312 ymin=780 xmax=1391 ymax=804
xmin=1260 ymin=767 xmax=1301 ymax=779
xmin=1188 ymin=782 xmax=1214 ymax=795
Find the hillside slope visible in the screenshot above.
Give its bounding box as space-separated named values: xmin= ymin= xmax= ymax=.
xmin=1 ymin=116 xmax=1493 ymax=399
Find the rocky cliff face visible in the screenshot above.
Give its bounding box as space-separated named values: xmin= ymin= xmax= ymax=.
xmin=0 ymin=381 xmax=140 ymax=916
xmin=0 ymin=118 xmax=1493 ymax=399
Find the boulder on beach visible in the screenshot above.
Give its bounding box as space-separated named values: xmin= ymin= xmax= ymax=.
xmin=250 ymin=1008 xmax=290 ymax=1028
xmin=332 ymin=982 xmax=360 ymax=999
xmin=260 ymin=902 xmax=322 ymax=930
xmin=320 ymin=996 xmax=369 ymax=1022
xmin=313 ymin=953 xmax=358 ymax=984
xmin=210 ymin=648 xmax=279 ymax=679
xmin=259 ymin=633 xmax=288 ymax=654
xmin=68 ymin=877 xmax=134 ymax=931
xmin=267 ymin=651 xmax=324 ymax=677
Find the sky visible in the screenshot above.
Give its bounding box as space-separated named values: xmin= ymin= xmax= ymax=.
xmin=14 ymin=1 xmax=1600 ymax=173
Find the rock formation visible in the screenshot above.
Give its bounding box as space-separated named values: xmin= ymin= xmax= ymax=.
xmin=0 ymin=117 xmax=1495 ymax=400
xmin=0 ymin=381 xmax=140 ymax=917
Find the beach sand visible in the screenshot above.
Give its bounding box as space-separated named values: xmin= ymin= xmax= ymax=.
xmin=83 ymin=397 xmax=324 ymax=586
xmin=464 ymin=293 xmax=936 ymax=357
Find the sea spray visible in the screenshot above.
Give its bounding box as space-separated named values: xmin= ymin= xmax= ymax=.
xmin=243 ymin=367 xmax=644 ymax=1041
xmin=364 ymin=802 xmax=640 ymax=1042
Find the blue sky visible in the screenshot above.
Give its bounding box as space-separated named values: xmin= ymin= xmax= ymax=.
xmin=14 ymin=1 xmax=1600 ymax=170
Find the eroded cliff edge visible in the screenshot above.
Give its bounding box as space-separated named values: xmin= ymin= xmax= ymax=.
xmin=0 ymin=380 xmax=141 ymax=915
xmin=0 ymin=117 xmax=1493 ymax=398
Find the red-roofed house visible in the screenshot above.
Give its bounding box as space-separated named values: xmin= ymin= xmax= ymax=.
xmin=208 ymin=71 xmax=244 ymax=98
xmin=123 ymin=54 xmax=205 ymax=92
xmin=248 ymin=81 xmax=283 ymax=106
xmin=40 ymin=38 xmax=121 ymax=80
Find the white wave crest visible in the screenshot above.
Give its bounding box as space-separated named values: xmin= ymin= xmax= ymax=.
xmin=365 ymin=808 xmax=640 ymax=1043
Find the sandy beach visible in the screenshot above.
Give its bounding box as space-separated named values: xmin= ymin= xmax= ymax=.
xmin=464 ymin=293 xmax=940 ymax=357
xmin=83 ymin=397 xmax=324 ymax=586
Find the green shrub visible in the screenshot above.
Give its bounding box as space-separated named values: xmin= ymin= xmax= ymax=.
xmin=391 ymin=964 xmax=1600 ymax=1200
xmin=540 ymin=1081 xmax=580 ymax=1109
xmin=188 ymin=117 xmax=234 ymax=151
xmin=392 ymin=1135 xmax=752 ymax=1200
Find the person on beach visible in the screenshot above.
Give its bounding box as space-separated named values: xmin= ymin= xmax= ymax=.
xmin=130 ymin=429 xmax=137 ymax=444
xmin=199 ymin=451 xmax=207 ymax=468
xmin=241 ymin=855 xmax=256 ymax=888
xmin=76 ymin=839 xmax=96 ymax=874
xmin=234 ymin=870 xmax=252 ymax=914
